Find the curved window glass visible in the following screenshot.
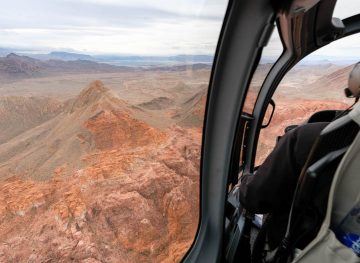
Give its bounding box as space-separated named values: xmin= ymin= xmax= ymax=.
xmin=0 ymin=1 xmax=228 ymax=261
xmin=333 ymin=0 xmax=360 ymax=19
xmin=243 ymin=26 xmax=283 ymax=113
xmin=256 ymin=34 xmax=358 ymax=165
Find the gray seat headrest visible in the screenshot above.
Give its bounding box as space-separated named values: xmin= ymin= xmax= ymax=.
xmin=331 ymin=101 xmax=360 ymax=226
xmin=345 ymin=62 xmax=360 ymax=98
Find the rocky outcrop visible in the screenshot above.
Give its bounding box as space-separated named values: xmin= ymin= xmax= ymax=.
xmin=0 ymin=126 xmax=200 ymax=262
xmin=138 ymin=97 xmax=174 ymax=110
xmin=0 ymin=82 xmax=200 ymax=262
xmin=0 ymin=81 xmax=164 ymax=180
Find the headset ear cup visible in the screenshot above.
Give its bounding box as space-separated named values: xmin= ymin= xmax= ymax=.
xmin=347 ymin=62 xmax=360 ymax=98
xmin=344 ymin=88 xmax=354 ymax=98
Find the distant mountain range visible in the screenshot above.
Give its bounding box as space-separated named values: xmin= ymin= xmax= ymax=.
xmin=93 ymin=54 xmax=214 ymax=66
xmin=0 ymin=48 xmax=214 ymax=67
xmin=1 ymin=47 xmax=358 ymax=68
xmin=0 ymin=53 xmax=131 ymax=81
xmin=27 ymin=51 xmax=95 ymax=61
xmin=0 ymin=53 xmax=212 ymax=82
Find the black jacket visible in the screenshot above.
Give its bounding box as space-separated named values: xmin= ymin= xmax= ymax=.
xmin=239 ymin=122 xmax=329 ymax=247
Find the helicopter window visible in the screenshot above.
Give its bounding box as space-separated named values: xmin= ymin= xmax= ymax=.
xmin=0 ymin=0 xmax=228 ymax=262
xmin=333 ymin=0 xmax=360 ymax=19
xmin=255 ymin=34 xmax=359 ymax=166
xmin=243 ymin=26 xmax=283 ymax=114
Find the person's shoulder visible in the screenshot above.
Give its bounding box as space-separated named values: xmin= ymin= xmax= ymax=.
xmin=295 ymin=122 xmax=329 ymax=137
xmin=293 ymin=122 xmax=329 ymax=149
xmin=281 ymin=122 xmax=329 ymax=143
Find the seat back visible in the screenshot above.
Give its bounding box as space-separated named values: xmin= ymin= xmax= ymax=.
xmin=293 ymin=115 xmax=359 ymax=215
xmin=307 ymin=110 xmax=343 ymax=123
xmin=331 ymin=105 xmax=360 ymax=226
xmin=293 ymin=131 xmax=360 ymax=263
xmin=271 ymin=104 xmax=360 ymax=262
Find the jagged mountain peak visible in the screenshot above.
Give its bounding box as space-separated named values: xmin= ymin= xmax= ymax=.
xmin=79 ymin=80 xmax=109 ymax=98
xmin=70 ymin=80 xmax=119 ymax=111
xmin=6 ymin=53 xmax=19 ymax=58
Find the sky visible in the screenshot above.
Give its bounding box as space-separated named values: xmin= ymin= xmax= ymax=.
xmin=0 ymin=0 xmax=359 ymax=57
xmin=0 ymin=0 xmax=228 ymax=56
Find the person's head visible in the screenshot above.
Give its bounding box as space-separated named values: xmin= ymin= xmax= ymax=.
xmin=345 ymin=62 xmax=360 ymax=99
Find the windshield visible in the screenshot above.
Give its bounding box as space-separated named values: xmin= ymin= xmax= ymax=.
xmin=333 ymin=0 xmax=360 ymax=19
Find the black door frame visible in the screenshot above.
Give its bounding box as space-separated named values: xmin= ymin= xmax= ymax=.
xmin=183 ymin=0 xmax=276 ymax=261
xmin=184 ymin=0 xmax=360 ymax=262
xmin=246 ymin=12 xmax=360 ymax=173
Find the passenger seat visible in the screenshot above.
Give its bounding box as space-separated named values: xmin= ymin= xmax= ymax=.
xmin=293 ymin=104 xmax=360 ymax=263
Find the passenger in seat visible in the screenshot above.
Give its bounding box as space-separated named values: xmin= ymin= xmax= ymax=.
xmin=239 ymin=62 xmax=360 ymax=248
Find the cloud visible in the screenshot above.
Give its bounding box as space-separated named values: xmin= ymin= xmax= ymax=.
xmin=61 ymin=0 xmax=226 ymax=19
xmin=0 ymin=18 xmax=224 ymax=56
xmin=0 ymin=0 xmax=224 ymax=30
xmin=0 ymin=0 xmax=358 ymax=56
xmin=333 ymin=0 xmax=360 ymax=18
xmin=0 ymin=0 xmax=228 ymax=55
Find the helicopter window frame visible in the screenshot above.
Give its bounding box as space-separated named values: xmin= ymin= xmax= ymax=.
xmin=244 ymin=14 xmax=360 ymax=173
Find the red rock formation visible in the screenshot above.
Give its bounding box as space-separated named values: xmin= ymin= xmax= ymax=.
xmin=85 ymin=109 xmax=165 ymax=150
xmin=0 ymin=82 xmax=201 ymax=262
xmin=0 ymin=126 xmax=200 ymax=262
xmin=0 ymin=67 xmax=353 ymax=262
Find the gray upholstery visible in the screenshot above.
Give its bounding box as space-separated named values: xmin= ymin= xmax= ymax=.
xmin=293 ymin=103 xmax=360 ymax=263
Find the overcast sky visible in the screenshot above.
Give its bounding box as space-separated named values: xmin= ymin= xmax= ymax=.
xmin=0 ymin=0 xmax=228 ymax=55
xmin=0 ymin=0 xmax=359 ymax=57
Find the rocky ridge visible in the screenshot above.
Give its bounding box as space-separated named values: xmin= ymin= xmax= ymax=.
xmin=0 ymin=81 xmax=200 ymax=262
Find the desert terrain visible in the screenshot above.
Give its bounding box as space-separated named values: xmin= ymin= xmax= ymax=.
xmin=0 ymin=53 xmax=354 ymax=262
